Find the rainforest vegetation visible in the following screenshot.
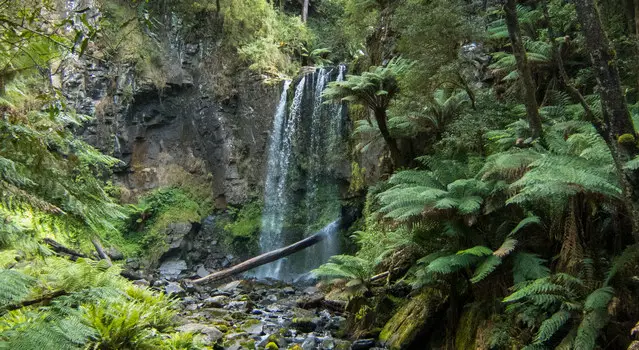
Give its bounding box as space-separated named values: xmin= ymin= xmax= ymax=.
xmin=2 ymin=0 xmax=639 ymax=349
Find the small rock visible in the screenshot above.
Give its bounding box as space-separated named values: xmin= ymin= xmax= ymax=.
xmin=282 ymin=287 xmax=295 ymax=295
xmin=243 ymin=322 xmax=263 ymax=335
xmin=321 ymin=338 xmax=336 ymax=349
xmin=165 ymin=282 xmax=185 ymax=295
xmin=176 ymin=323 xmax=223 ymax=345
xmin=251 ymin=309 xmax=264 ymax=315
xmin=204 ymin=295 xmax=230 ymax=308
xmin=226 ymin=300 xmax=250 ymax=312
xmin=196 ymin=265 xmax=209 ymax=278
xmin=107 ymin=247 xmax=124 ymax=260
xmin=218 ymin=280 xmax=243 ymax=293
xmin=351 ymin=339 xmax=376 ymax=350
xmin=265 ymin=294 xmax=278 ymax=304
xmin=132 ymin=279 xmax=149 ymax=287
xmin=302 ymin=335 xmax=317 ymax=350
xmin=303 ymin=286 xmax=319 ymax=295
xmin=153 ymin=279 xmax=167 ymax=287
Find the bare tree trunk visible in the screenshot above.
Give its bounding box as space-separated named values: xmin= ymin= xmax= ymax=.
xmin=574 ymin=0 xmax=639 ymax=242
xmin=504 ymin=0 xmax=544 ymax=139
xmin=192 ymin=228 xmax=331 ymax=284
xmin=302 ymin=0 xmax=309 ymax=22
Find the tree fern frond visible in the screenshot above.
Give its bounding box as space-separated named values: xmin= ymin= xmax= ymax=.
xmin=0 ymin=269 xmax=36 ymax=309
xmin=471 ymin=255 xmax=502 ymax=283
xmin=534 ymin=310 xmax=571 ymax=343
xmin=512 ymin=252 xmax=550 ymax=284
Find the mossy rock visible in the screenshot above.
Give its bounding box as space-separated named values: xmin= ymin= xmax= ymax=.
xmin=265 ymin=342 xmax=279 ymax=350
xmin=378 ymin=288 xmax=447 ymax=350
xmin=291 ymin=317 xmax=317 ymax=333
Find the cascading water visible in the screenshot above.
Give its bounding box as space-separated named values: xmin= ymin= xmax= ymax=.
xmin=254 ymin=66 xmax=348 ymax=280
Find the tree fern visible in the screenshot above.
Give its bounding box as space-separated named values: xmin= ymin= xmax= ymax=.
xmin=0 ymin=270 xmax=36 ymax=309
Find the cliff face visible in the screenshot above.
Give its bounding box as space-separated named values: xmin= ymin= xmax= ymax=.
xmin=62 ymin=5 xmax=278 ymax=207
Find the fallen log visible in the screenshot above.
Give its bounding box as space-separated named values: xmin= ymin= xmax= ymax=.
xmin=44 ymin=238 xmax=87 ymax=259
xmin=192 ymin=223 xmax=337 ymax=284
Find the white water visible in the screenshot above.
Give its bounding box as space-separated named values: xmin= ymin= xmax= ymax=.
xmin=254 ymin=67 xmax=347 ymax=280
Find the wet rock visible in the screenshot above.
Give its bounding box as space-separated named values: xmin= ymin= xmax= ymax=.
xmin=196 ymin=265 xmax=209 ymax=278
xmin=165 ymin=282 xmax=185 ymax=295
xmin=226 ymin=300 xmax=253 ymax=312
xmin=242 ymin=321 xmax=263 ymax=335
xmin=164 ymin=222 xmax=193 ymax=253
xmin=158 ymin=259 xmax=187 ymax=280
xmin=204 ymin=295 xmax=230 ymax=308
xmin=282 ymin=287 xmax=295 ymax=295
xmin=153 ymin=279 xmax=167 ymax=288
xmin=291 ymin=317 xmax=317 ymax=333
xmin=130 ymin=279 xmax=148 ymax=287
xmin=351 ymin=339 xmax=376 ymax=350
xmin=301 ymin=335 xmax=318 ymax=350
xmin=218 ymin=280 xmax=244 ymax=293
xmin=107 ymin=247 xmax=124 ymax=260
xmin=297 ymin=293 xmax=324 ymax=309
xmin=176 ymin=323 xmax=223 ymax=345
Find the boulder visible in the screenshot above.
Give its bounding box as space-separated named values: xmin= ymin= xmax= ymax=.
xmin=204 ymin=295 xmax=230 ymax=308
xmin=291 ymin=317 xmax=318 ymax=333
xmin=176 ymin=323 xmax=223 ymax=345
xmin=158 ymin=259 xmax=187 ymax=280
xmin=379 ymin=288 xmax=448 ymax=350
xmin=165 ymin=282 xmax=185 ymax=295
xmin=351 ymin=339 xmax=376 ymax=350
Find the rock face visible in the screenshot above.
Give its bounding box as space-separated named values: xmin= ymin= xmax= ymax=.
xmin=63 ymin=6 xmax=278 ymax=207
xmin=379 ymin=288 xmax=448 ymax=350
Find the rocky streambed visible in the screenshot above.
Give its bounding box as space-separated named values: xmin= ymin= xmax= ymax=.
xmin=168 ymin=278 xmax=380 ymax=350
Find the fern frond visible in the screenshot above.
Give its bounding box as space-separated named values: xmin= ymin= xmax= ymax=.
xmin=534 ymin=310 xmax=571 ymax=343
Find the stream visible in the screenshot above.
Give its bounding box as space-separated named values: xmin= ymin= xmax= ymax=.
xmin=174 ymin=278 xmax=378 ymax=350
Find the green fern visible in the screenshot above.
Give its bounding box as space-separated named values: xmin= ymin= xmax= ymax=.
xmin=0 ymin=269 xmax=36 ymax=309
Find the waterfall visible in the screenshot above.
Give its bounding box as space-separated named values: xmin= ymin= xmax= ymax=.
xmin=255 ymin=67 xmax=347 ymax=280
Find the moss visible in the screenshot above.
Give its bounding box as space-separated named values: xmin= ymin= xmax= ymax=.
xmin=266 ymin=342 xmax=279 ymax=350
xmin=215 ymin=324 xmax=229 ymax=333
xmin=617 ymin=133 xmax=636 ymax=145
xmin=288 ymin=345 xmax=303 ymax=350
xmin=379 ymin=288 xmax=447 ymax=350
xmin=454 ymin=303 xmax=486 ymax=350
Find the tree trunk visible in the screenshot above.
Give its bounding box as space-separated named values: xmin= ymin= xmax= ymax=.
xmin=91 ymin=236 xmax=112 ymax=267
xmin=574 ymin=0 xmax=639 ymax=242
xmin=192 ymin=228 xmax=332 ymax=284
xmin=302 ymin=0 xmax=309 ymax=22
xmin=44 ymin=238 xmax=87 ymax=260
xmin=634 ymin=0 xmax=639 ymax=95
xmin=504 ymin=0 xmax=543 ymax=139
xmin=374 ymin=107 xmax=403 ymax=169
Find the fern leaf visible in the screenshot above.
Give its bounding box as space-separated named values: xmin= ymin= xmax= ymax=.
xmin=471 ymin=255 xmax=502 ymax=283
xmin=534 ymin=310 xmax=571 ymax=343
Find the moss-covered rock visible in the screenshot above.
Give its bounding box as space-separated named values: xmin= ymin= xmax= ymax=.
xmin=378 ymin=288 xmax=447 ymax=350
xmin=291 ymin=317 xmax=318 ymax=333
xmin=266 ymin=342 xmax=279 ymax=350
